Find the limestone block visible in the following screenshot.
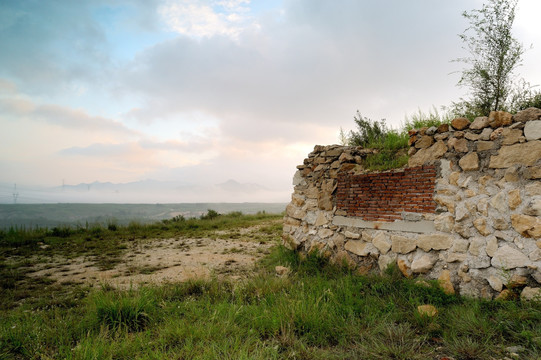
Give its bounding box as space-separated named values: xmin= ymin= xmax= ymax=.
xmin=473 ymin=218 xmax=492 ymax=236
xmin=291 ymin=194 xmax=305 ymax=207
xmin=451 ymin=117 xmax=470 ymax=130
xmin=477 ymin=197 xmax=488 ymax=216
xmin=476 ymin=141 xmax=495 ymax=151
xmin=292 ymin=170 xmax=305 ymax=186
xmin=408 ymin=140 xmax=448 ymax=167
xmin=508 ymin=189 xmax=522 ymax=210
xmin=304 ymin=211 xmax=317 ymax=225
xmin=524 ymin=120 xmax=541 ymax=141
xmin=450 ymin=238 xmax=469 ymax=253
xmin=530 ymin=249 xmax=541 ymax=262
xmin=524 ymin=198 xmax=541 ymax=216
xmin=486 ymin=236 xmax=498 ymax=257
xmin=455 ymin=203 xmax=470 ymax=222
xmin=511 ymin=214 xmax=541 ymax=238
xmin=459 ymin=152 xmax=479 ymax=171
xmin=417 ymin=305 xmax=438 ymax=317
xmin=345 ymin=240 xmax=377 ymax=256
xmin=415 ymin=135 xmax=434 ymax=149
xmin=438 ymin=270 xmax=455 ymax=294
xmin=391 ymin=235 xmax=417 ymax=254
xmin=487 ymin=276 xmax=503 ymax=292
xmin=454 ymin=222 xmax=473 ymax=238
xmin=434 ymin=213 xmax=455 ymax=233
xmin=314 ymin=212 xmax=329 ymax=226
xmin=446 ymin=252 xmax=467 ymax=263
xmin=372 ymin=232 xmax=391 ymax=254
xmin=437 ymin=123 xmax=450 ymax=133
xmin=286 ymin=204 xmax=306 ymax=220
xmin=411 ymin=254 xmax=436 ymax=273
xmin=489 ymin=111 xmax=513 ymax=128
xmin=417 ymin=233 xmax=453 ymax=251
xmin=526 ymin=182 xmax=541 ymax=196
xmin=465 ymin=132 xmax=480 ymax=141
xmin=502 ymin=128 xmax=523 ymax=145
xmin=317 ymin=192 xmax=333 ymax=211
xmin=378 ymin=254 xmax=396 ymax=271
xmin=344 ymin=231 xmax=360 ymax=239
xmin=524 ymin=166 xmax=541 ymax=179
xmin=397 ymin=259 xmax=412 ymax=278
xmin=469 ymin=237 xmax=486 ymax=256
xmin=513 ymin=107 xmax=541 ymax=123
xmin=454 ymin=138 xmax=469 ymax=152
xmin=479 ymin=127 xmax=493 ymax=140
xmin=490 ymin=127 xmax=504 ymax=140
xmin=504 ymin=166 xmax=520 ymax=182
xmin=490 ymin=191 xmax=507 ymax=214
xmin=467 ymin=255 xmax=491 ymax=269
xmin=434 ymin=195 xmax=456 ymax=213
xmin=470 ymin=116 xmax=490 ymax=130
xmin=318 ymin=228 xmax=334 ymax=239
xmin=491 ymin=245 xmax=531 ymax=269
xmin=489 ymin=141 xmax=541 ymax=168
xmin=331 ymin=233 xmax=345 ymax=248
xmin=492 ymin=217 xmax=509 ymax=230
xmin=521 ymin=287 xmax=541 ymax=301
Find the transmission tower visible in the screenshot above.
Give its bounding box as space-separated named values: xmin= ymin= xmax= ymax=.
xmin=12 ymin=183 xmax=19 ymax=204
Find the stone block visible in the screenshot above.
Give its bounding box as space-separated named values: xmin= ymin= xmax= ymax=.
xmin=514 ymin=107 xmax=541 ymax=123
xmin=489 ymin=141 xmax=541 ymax=168
xmin=344 ymin=230 xmax=360 ymax=239
xmin=408 ymin=140 xmax=448 ymax=167
xmin=476 ymin=141 xmax=495 ymax=151
xmin=438 ymin=270 xmax=455 ymax=294
xmin=470 ymin=116 xmax=490 ymax=130
xmin=473 ymin=218 xmax=492 ymax=236
xmin=502 ymin=128 xmax=523 ymax=145
xmin=391 ymin=235 xmax=417 ymax=254
xmin=451 ymin=117 xmax=470 ymax=130
xmin=417 ymin=233 xmax=453 ymax=251
xmin=508 ymin=189 xmax=522 ymax=210
xmin=511 ymin=214 xmax=541 ymax=238
xmin=524 ymin=120 xmax=541 ymax=141
xmin=459 ymin=152 xmax=479 ymax=171
xmin=521 ymin=287 xmax=541 ymax=301
xmin=434 ymin=213 xmax=455 ymax=232
xmin=411 ymin=254 xmax=436 ymax=273
xmin=415 ymin=135 xmax=434 ymax=149
xmin=318 ymin=228 xmax=334 ymax=239
xmin=489 ymin=111 xmax=513 ymax=128
xmin=345 ymin=240 xmax=377 ymax=256
xmin=372 ymin=232 xmax=391 ymax=254
xmin=491 ymin=245 xmax=530 ymax=269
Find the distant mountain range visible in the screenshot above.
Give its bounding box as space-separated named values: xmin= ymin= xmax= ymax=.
xmin=0 ymin=179 xmax=288 ymax=204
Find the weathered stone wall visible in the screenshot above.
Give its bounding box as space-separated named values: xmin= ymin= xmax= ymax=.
xmin=283 ymin=107 xmax=541 ymax=299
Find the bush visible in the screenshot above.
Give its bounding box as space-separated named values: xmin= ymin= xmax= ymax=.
xmin=200 ymin=209 xmax=220 ymax=220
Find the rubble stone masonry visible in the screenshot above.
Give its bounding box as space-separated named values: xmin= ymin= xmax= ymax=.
xmin=283 ymin=107 xmax=541 ymax=300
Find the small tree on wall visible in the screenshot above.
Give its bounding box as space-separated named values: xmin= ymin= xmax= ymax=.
xmin=453 ymin=0 xmax=526 ymax=117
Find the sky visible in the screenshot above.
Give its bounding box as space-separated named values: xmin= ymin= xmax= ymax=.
xmin=0 ymin=0 xmax=540 ymax=203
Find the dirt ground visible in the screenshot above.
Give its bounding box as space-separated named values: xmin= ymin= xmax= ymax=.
xmin=29 ymin=229 xmax=276 ymax=289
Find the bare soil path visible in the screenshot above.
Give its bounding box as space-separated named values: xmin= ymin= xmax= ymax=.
xmin=28 ymin=222 xmax=279 ymax=289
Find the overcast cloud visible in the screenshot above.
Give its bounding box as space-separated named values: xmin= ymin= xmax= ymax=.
xmin=0 ymin=0 xmax=540 ymax=203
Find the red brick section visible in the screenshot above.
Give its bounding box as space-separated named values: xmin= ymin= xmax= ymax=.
xmin=336 ymin=165 xmax=437 ymax=222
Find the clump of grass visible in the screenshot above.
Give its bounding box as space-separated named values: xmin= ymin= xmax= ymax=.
xmin=402 ymin=106 xmax=453 ymax=132
xmin=91 ymin=288 xmax=157 ymax=332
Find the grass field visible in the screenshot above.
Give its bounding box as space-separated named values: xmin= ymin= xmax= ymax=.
xmin=1 ymin=212 xmax=540 ymax=359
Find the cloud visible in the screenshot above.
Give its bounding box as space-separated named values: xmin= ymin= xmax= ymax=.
xmin=158 ymin=0 xmax=255 ymax=38
xmin=0 ymin=96 xmax=137 ymax=135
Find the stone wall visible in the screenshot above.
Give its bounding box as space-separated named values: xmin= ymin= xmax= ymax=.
xmin=283 ymin=107 xmax=541 ymax=299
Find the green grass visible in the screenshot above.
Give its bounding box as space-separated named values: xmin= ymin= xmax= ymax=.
xmin=344 ymin=107 xmax=453 ymax=170
xmin=1 ymin=216 xmax=541 ymax=359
